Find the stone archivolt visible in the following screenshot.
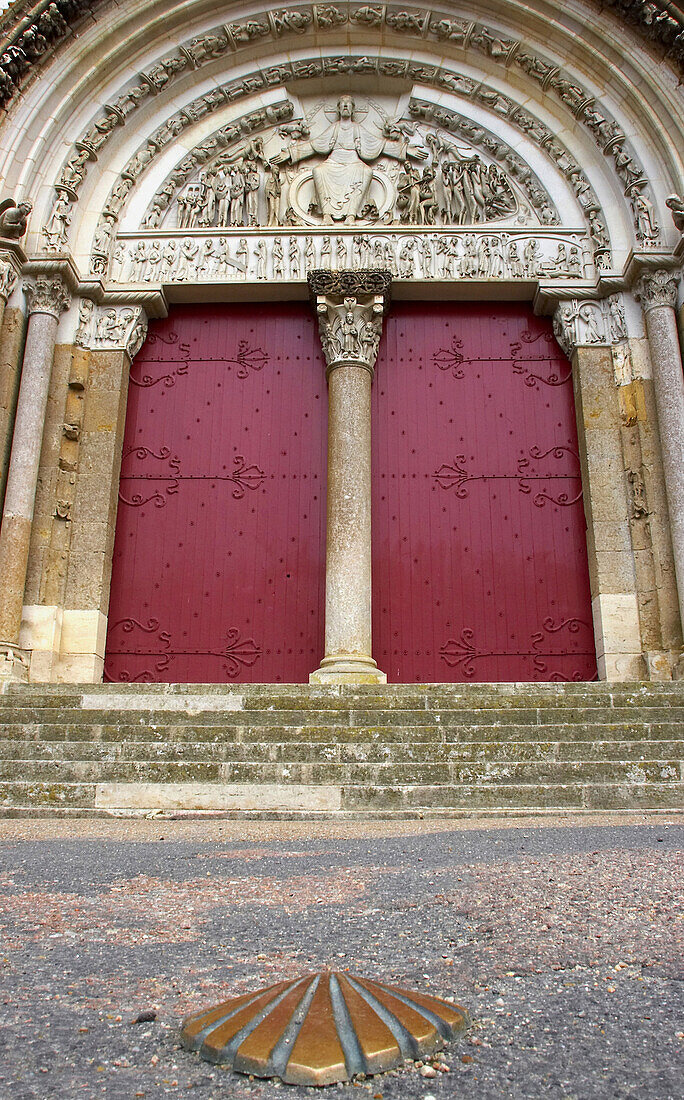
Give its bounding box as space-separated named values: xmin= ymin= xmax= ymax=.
xmin=33 ymin=6 xmax=671 ymax=273
xmin=1 ymin=0 xmax=683 ymax=117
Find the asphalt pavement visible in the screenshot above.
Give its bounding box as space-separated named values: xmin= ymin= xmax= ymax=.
xmin=0 ymin=815 xmax=681 ymax=1099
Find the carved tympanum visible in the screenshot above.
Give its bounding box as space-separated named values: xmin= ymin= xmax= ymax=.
xmin=154 ymin=94 xmax=526 ymax=234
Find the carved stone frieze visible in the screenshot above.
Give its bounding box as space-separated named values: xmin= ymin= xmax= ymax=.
xmin=111 ymin=229 xmax=590 ymax=284
xmin=634 ymin=269 xmax=680 ymax=311
xmin=23 ymin=276 xmax=71 ymax=319
xmin=552 ymin=294 xmax=628 ymax=356
xmin=309 ymin=269 xmax=390 ymax=377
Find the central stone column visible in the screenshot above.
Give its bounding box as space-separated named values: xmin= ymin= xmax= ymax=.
xmin=308 ymin=270 xmax=390 ymax=684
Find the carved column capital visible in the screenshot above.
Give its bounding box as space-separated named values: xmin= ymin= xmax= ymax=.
xmin=552 ymin=294 xmax=627 ymax=358
xmin=308 ymin=269 xmax=391 ymax=379
xmin=80 ymin=304 xmax=148 ymax=358
xmin=634 ymin=269 xmax=680 ymax=312
xmin=23 ymin=276 xmax=71 ymax=319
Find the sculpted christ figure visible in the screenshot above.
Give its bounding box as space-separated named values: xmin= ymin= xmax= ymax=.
xmin=276 ymin=95 xmax=426 ymax=223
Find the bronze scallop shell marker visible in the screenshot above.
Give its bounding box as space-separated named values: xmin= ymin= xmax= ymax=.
xmin=181 ymin=971 xmax=469 ymax=1086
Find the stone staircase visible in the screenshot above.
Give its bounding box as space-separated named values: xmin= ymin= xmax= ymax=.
xmin=0 ymin=682 xmax=682 ymax=816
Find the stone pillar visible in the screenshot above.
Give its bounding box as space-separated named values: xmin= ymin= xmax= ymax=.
xmin=308 ymin=271 xmax=390 ymax=684
xmin=553 ymin=298 xmax=646 ymax=680
xmin=0 ymin=276 xmax=70 ymax=680
xmin=58 ymin=303 xmax=148 ymax=682
xmin=634 ymin=270 xmax=684 ymax=640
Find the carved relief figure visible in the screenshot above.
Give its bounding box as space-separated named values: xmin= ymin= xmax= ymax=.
xmin=42 ymin=191 xmax=72 ymax=250
xmin=630 ymin=188 xmax=659 ymax=241
xmin=274 ymin=95 xmax=426 ymax=223
xmin=665 ymin=194 xmax=684 ymax=232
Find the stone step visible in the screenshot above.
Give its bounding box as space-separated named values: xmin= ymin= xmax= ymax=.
xmin=4 ymin=679 xmax=684 ymax=694
xmin=0 ymin=757 xmax=680 ymax=786
xmin=0 ymin=780 xmax=681 ymax=813
xmin=0 ymin=682 xmax=681 ymax=815
xmin=2 ymin=684 xmax=684 ymax=712
xmin=0 ymin=738 xmax=680 ymax=763
xmin=1 ymin=720 xmax=682 ymax=743
xmin=1 ymin=705 xmax=684 ymax=728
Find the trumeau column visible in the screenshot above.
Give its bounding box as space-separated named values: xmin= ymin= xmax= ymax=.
xmin=0 ymin=276 xmax=70 ymax=681
xmin=634 ymin=269 xmax=684 ymax=643
xmin=308 ymin=270 xmax=390 ymax=685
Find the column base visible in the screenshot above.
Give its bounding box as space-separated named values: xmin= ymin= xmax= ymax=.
xmin=0 ymin=643 xmax=29 ymax=684
xmin=309 ymin=654 xmax=387 ymax=684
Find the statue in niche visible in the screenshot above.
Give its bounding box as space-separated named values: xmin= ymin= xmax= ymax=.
xmin=273 ymin=95 xmax=427 ymax=223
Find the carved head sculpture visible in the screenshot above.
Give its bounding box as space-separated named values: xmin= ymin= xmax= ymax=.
xmin=337 ymin=95 xmax=355 ymax=120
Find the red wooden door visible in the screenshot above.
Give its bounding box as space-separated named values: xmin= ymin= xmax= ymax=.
xmin=105 ymin=303 xmax=327 ymax=683
xmin=372 ymin=302 xmax=597 ymax=683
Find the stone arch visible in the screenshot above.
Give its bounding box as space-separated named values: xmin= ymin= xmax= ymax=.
xmin=0 ymin=2 xmax=681 ymax=266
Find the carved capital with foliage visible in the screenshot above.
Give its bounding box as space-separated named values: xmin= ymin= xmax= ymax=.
xmin=23 ymin=276 xmax=71 ymax=319
xmin=634 ymin=269 xmax=680 ymax=312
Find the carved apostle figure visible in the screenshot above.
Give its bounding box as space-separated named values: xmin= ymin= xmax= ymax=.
xmin=276 ymin=95 xmax=426 ymax=223
xmin=42 ymin=192 xmax=71 ymax=250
